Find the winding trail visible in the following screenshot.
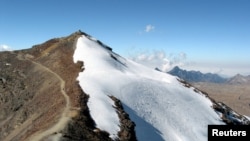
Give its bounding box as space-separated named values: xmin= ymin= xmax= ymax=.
xmin=27 ymin=59 xmax=71 ymax=141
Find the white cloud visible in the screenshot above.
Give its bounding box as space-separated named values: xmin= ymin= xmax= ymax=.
xmin=0 ymin=44 xmax=12 ymax=51
xmin=128 ymin=48 xmax=250 ymax=77
xmin=129 ymin=49 xmax=250 ymax=77
xmin=130 ymin=50 xmax=187 ymax=72
xmin=145 ymin=24 xmax=155 ymax=32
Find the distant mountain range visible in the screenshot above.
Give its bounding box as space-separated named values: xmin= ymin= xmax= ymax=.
xmin=168 ymin=66 xmax=227 ymax=83
xmin=167 ymin=66 xmax=250 ymax=84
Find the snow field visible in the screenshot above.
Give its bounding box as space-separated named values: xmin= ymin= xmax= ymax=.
xmin=73 ymin=35 xmax=224 ymax=141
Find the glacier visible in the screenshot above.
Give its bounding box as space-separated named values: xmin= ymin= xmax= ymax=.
xmin=73 ymin=34 xmax=224 ymax=141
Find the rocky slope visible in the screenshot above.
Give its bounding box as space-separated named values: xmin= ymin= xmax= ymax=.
xmin=0 ymin=31 xmax=136 ymax=141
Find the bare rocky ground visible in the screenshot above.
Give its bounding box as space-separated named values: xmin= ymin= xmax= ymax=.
xmin=0 ymin=31 xmax=136 ymax=141
xmin=192 ymin=82 xmax=250 ymax=117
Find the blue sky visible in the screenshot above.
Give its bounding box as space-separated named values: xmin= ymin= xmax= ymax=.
xmin=0 ymin=0 xmax=249 ymax=76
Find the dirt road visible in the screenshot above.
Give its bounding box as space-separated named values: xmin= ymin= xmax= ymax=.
xmin=27 ymin=59 xmax=71 ymax=141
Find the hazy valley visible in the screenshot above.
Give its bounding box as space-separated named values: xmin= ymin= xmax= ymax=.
xmin=168 ymin=66 xmax=250 ymax=116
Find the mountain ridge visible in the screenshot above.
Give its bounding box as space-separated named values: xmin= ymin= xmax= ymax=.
xmin=0 ymin=31 xmax=136 ymax=141
xmin=168 ymin=66 xmax=227 ymax=83
xmin=0 ymin=31 xmax=249 ymax=141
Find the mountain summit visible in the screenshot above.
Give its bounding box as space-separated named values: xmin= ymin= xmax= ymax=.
xmin=0 ymin=31 xmax=249 ymax=141
xmin=227 ymin=74 xmax=250 ymax=84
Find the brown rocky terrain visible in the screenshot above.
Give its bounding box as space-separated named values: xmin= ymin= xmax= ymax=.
xmin=192 ymin=82 xmax=250 ymax=117
xmin=0 ymin=31 xmax=136 ymax=141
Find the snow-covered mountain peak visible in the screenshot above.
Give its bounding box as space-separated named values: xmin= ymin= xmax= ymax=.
xmin=73 ymin=33 xmax=248 ymax=141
